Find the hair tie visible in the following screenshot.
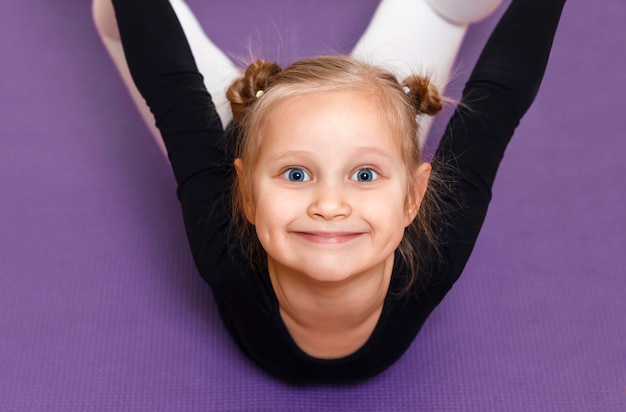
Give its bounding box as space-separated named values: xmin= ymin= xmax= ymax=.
xmin=255 ymin=90 xmax=265 ymax=98
xmin=401 ymin=85 xmax=411 ymax=95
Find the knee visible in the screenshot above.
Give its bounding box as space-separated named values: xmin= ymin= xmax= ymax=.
xmin=92 ymin=0 xmax=120 ymax=40
xmin=426 ymin=0 xmax=503 ymax=25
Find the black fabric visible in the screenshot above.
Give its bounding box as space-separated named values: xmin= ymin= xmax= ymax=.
xmin=111 ymin=0 xmax=565 ymax=384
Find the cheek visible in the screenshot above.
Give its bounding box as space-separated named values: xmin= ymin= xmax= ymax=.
xmin=360 ymin=186 xmax=410 ymax=226
xmin=252 ymin=188 xmax=308 ymax=256
xmin=252 ymin=182 xmax=305 ymax=229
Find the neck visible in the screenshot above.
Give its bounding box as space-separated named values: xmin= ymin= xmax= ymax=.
xmin=267 ymin=255 xmax=394 ymax=358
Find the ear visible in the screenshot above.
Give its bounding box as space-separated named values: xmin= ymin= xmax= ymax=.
xmin=234 ymin=158 xmax=256 ymax=225
xmin=405 ymin=162 xmax=432 ymax=226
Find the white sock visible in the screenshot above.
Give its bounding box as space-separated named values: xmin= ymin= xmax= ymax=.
xmin=426 ymin=0 xmax=503 ymax=25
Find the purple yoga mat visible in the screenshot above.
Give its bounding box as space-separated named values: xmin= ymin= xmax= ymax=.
xmin=1 ymin=0 xmax=624 ymax=410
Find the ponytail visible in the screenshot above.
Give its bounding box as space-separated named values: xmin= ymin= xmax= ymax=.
xmin=226 ymin=59 xmax=282 ymax=124
xmin=401 ymin=75 xmax=443 ymax=116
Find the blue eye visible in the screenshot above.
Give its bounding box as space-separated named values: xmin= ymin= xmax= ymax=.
xmin=283 ymin=168 xmax=311 ymax=182
xmin=352 ymin=168 xmax=378 ymax=182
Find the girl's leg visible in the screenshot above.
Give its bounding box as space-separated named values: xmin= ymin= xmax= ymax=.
xmin=92 ymin=0 xmax=239 ymax=155
xmin=352 ymin=0 xmax=502 ymax=88
xmin=352 ymin=0 xmax=502 ymax=143
xmin=166 ymin=0 xmax=240 ymax=125
xmin=426 ymin=0 xmax=503 ymax=26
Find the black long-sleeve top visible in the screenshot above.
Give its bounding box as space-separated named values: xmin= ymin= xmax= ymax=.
xmin=111 ymin=0 xmax=565 ymax=384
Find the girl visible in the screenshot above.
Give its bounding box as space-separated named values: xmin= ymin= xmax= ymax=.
xmin=96 ymin=0 xmax=566 ymax=384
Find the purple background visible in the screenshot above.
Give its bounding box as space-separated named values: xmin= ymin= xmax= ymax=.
xmin=1 ymin=0 xmax=625 ymax=410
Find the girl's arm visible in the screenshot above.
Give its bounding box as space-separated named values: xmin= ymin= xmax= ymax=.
xmin=94 ymin=0 xmax=239 ymax=148
xmin=111 ymin=0 xmax=234 ymax=280
xmin=430 ymin=0 xmax=567 ymax=289
xmin=111 ymin=0 xmax=224 ymax=184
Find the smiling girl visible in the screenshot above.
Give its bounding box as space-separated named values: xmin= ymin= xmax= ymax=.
xmin=95 ymin=0 xmax=566 ymax=383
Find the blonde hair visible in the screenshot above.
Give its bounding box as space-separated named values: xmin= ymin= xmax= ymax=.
xmin=226 ymin=56 xmax=445 ymax=291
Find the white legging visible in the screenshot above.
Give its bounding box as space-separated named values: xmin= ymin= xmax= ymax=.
xmin=92 ymin=0 xmax=501 ymax=153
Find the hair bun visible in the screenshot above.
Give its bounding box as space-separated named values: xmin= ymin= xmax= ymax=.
xmin=401 ymin=75 xmax=443 ymax=116
xmin=226 ymin=59 xmax=282 ymax=124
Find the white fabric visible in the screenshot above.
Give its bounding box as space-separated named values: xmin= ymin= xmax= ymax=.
xmin=427 ymin=0 xmax=502 ymax=25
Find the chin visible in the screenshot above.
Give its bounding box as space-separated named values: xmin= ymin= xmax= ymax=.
xmin=303 ymin=268 xmax=356 ymax=285
xmin=293 ymin=257 xmax=381 ymax=285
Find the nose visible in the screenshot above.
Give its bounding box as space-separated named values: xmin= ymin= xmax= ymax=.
xmin=307 ymin=182 xmax=352 ymax=220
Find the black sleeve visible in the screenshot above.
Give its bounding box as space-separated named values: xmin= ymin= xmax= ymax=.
xmin=430 ymin=0 xmax=566 ymax=289
xmin=111 ymin=0 xmax=235 ymax=282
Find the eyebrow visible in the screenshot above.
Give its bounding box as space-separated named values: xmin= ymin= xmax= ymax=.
xmin=271 ymin=151 xmax=311 ymax=162
xmin=353 ymin=146 xmax=395 ymax=160
xmin=270 ymin=147 xmax=395 ymax=162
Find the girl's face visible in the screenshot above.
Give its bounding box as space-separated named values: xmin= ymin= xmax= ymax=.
xmin=235 ymin=90 xmax=430 ymax=284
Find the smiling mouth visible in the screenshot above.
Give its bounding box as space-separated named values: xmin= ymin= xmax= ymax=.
xmin=291 ymin=231 xmax=364 ymax=244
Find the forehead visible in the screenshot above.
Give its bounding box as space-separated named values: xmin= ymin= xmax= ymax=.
xmin=259 ymin=90 xmax=401 ymax=156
